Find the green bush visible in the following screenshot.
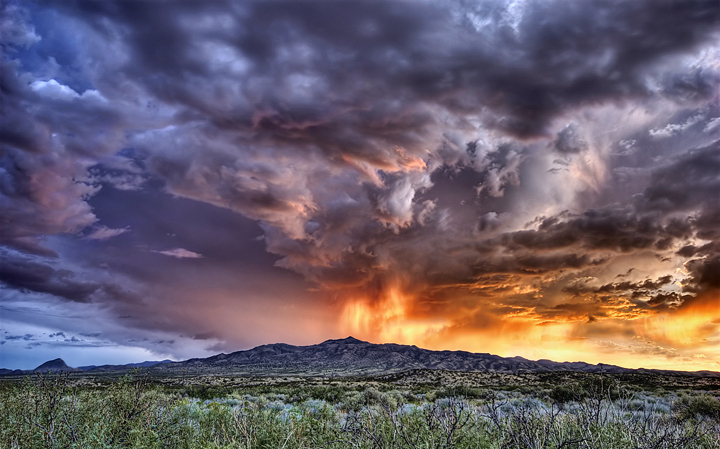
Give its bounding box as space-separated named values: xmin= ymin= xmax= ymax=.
xmin=309 ymin=385 xmax=345 ymax=403
xmin=548 ymin=384 xmax=576 ymax=403
xmin=2 ymin=373 xmax=720 ymax=449
xmin=675 ymin=394 xmax=720 ymax=422
xmin=437 ymin=385 xmax=485 ymax=400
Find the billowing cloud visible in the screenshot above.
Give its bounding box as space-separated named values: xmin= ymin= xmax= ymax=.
xmin=0 ymin=250 xmax=98 ymax=302
xmin=1 ymin=0 xmax=719 ymax=370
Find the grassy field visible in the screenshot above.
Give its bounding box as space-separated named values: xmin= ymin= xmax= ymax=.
xmin=2 ymin=370 xmax=719 ymax=448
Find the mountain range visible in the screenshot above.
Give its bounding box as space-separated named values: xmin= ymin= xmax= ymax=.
xmin=2 ymin=337 xmax=718 ymax=377
xmin=0 ymin=358 xmax=172 ymax=376
xmin=156 ymin=336 xmax=720 ymax=377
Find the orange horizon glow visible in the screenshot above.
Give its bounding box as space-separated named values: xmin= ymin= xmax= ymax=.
xmin=337 ymin=284 xmax=720 ymax=372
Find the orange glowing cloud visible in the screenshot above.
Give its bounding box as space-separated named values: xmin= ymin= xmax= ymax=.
xmin=642 ymin=289 xmax=720 ymax=349
xmin=340 ymin=282 xmax=449 ymax=345
xmin=337 ymin=278 xmax=720 ymax=372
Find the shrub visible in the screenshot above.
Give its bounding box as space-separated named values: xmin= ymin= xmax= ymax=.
xmin=309 ymin=385 xmax=345 ymax=403
xmin=437 ymin=385 xmax=485 ymax=400
xmin=3 ymin=374 xmax=720 ymax=449
xmin=548 ymin=385 xmax=576 ymax=404
xmin=675 ymin=395 xmax=720 ymax=422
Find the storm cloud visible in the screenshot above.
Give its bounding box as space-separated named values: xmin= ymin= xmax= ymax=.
xmin=1 ymin=0 xmax=720 ymax=370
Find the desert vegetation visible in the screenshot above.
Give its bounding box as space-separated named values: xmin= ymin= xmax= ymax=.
xmin=2 ymin=371 xmax=720 ymax=449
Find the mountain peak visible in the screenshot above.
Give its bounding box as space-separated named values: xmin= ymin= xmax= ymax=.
xmin=34 ymin=358 xmax=76 ymax=372
xmin=320 ymin=336 xmax=366 ymax=345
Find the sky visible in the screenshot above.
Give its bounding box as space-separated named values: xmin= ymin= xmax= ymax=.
xmin=1 ymin=0 xmax=720 ymax=371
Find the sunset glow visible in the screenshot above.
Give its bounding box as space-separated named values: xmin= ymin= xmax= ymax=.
xmin=342 ymin=284 xmax=450 ymax=344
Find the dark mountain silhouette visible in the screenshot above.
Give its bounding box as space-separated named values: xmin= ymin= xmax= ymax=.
xmin=3 ymin=338 xmax=718 ymax=378
xmin=79 ymin=359 xmax=173 ymax=371
xmin=33 ymin=358 xmax=80 ymax=373
xmin=0 ymin=359 xmax=172 ymax=376
xmin=150 ymin=336 xmax=720 ymax=377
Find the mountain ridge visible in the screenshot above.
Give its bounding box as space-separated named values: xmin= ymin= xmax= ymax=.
xmin=151 ymin=336 xmax=720 ymax=377
xmin=33 ymin=358 xmax=81 ymax=373
xmin=0 ymin=358 xmax=172 ymax=376
xmin=78 ymin=359 xmax=173 ymax=372
xmin=2 ymin=337 xmax=719 ymax=378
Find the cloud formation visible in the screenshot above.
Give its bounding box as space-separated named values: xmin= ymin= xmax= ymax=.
xmin=1 ymin=0 xmax=719 ymax=370
xmin=152 ymin=248 xmax=204 ymax=259
xmin=84 ymin=225 xmax=129 ymax=241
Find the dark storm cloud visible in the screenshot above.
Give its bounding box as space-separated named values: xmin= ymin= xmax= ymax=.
xmin=640 ymin=142 xmax=720 ymax=213
xmin=1 ymin=1 xmax=164 ymax=255
xmin=5 ymin=334 xmax=35 ymax=341
xmin=645 ymin=291 xmax=692 ymax=308
xmin=4 ymin=0 xmax=718 ymax=270
xmin=361 ymin=136 xmax=720 ymax=322
xmin=0 ymin=251 xmax=98 ymax=302
xmin=0 ymin=55 xmax=127 ymax=158
xmin=575 ymin=275 xmax=674 ymax=295
xmin=48 ymin=0 xmax=720 ymax=143
xmin=560 ymin=274 xmax=685 ymax=310
xmin=686 ymin=256 xmax=720 ymax=290
xmin=0 ymin=245 xmax=150 ymax=309
xmin=2 ymin=0 xmax=720 ymax=366
xmin=638 ymin=142 xmax=720 ymax=293
xmin=0 ymin=55 xmax=118 ymax=253
xmin=553 ymin=124 xmax=588 ymax=155
xmin=0 ymin=147 xmax=97 ymax=249
xmin=500 ymin=206 xmax=693 ymax=254
xmin=660 ymin=66 xmax=720 ymax=104
xmin=479 ymin=141 xmax=719 ymax=295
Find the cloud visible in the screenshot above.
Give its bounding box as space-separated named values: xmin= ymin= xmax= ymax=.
xmin=5 ymin=334 xmax=35 ymax=341
xmin=0 ymin=146 xmax=99 ymax=250
xmin=6 ymin=0 xmax=719 ymax=271
xmin=376 ymin=169 xmax=433 ymax=229
xmin=0 ymin=2 xmax=40 ymax=48
xmin=649 ymin=114 xmax=704 ymax=138
xmin=705 ymin=117 xmax=720 ymax=132
xmin=640 ymin=141 xmax=720 ymax=213
xmin=2 ymin=0 xmax=720 ymax=369
xmin=84 ymin=225 xmax=129 ymax=240
xmin=87 ymin=156 xmax=147 ymax=191
xmin=152 ymin=248 xmax=204 ymax=259
xmin=0 ymin=251 xmax=99 ymax=302
xmin=553 ymin=123 xmax=589 ymax=154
